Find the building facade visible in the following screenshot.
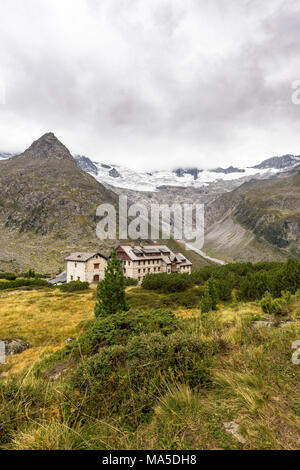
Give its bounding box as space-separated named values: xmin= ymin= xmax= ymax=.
xmin=116 ymin=244 xmax=192 ymax=284
xmin=65 ymin=252 xmax=108 ymax=283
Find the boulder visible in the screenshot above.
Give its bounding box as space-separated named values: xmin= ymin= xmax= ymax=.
xmin=1 ymin=339 xmax=30 ymax=356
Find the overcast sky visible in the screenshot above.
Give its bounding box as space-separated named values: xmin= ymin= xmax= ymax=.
xmin=0 ymin=0 xmax=300 ymax=170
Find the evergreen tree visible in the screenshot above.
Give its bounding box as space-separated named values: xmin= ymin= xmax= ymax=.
xmin=200 ymin=277 xmax=219 ymax=314
xmin=208 ymin=277 xmax=218 ymax=310
xmin=94 ymin=248 xmax=129 ymax=318
xmin=200 ymin=287 xmax=212 ymax=313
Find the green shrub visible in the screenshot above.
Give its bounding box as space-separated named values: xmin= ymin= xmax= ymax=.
xmin=207 ymin=278 xmax=218 ymax=310
xmin=238 ymin=271 xmax=270 ymax=301
xmin=35 ymin=309 xmax=179 ymax=373
xmin=0 ymin=273 xmax=16 ymax=281
xmin=142 ymin=273 xmax=192 ymax=293
xmin=216 ymin=279 xmax=232 ymax=301
xmin=260 ymin=291 xmax=292 ymax=316
xmin=21 ymin=268 xmax=36 ymax=278
xmin=124 ymin=277 xmax=138 ymax=286
xmin=0 ymin=278 xmax=49 ymax=291
xmin=59 ymin=281 xmax=89 ymax=292
xmin=200 ymin=289 xmax=213 ymax=313
xmin=200 ymin=278 xmax=219 ymax=313
xmin=67 ymin=331 xmax=216 ymax=424
xmin=170 ymin=288 xmax=204 ymax=308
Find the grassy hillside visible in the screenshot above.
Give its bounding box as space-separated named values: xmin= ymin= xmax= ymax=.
xmin=0 ymin=268 xmax=300 ymax=450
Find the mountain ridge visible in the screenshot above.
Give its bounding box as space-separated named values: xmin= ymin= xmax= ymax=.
xmin=0 ymin=133 xmax=119 ymax=272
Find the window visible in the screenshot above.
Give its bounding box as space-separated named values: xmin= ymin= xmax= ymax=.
xmin=94 ymin=263 xmax=99 ymax=269
xmin=138 ymin=269 xmax=141 ymax=273
xmin=74 ymin=263 xmax=77 ymax=268
xmin=71 ymin=275 xmax=73 ymax=281
xmin=77 ymin=277 xmax=80 ymax=281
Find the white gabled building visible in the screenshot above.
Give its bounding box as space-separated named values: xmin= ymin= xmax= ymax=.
xmin=65 ymin=252 xmax=108 ymax=283
xmin=116 ymin=244 xmax=192 ymax=284
xmin=65 ymin=245 xmax=192 ymax=285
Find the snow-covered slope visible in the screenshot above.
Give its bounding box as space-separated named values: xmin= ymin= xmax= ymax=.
xmin=0 ymin=152 xmax=15 ymax=159
xmin=2 ymin=149 xmax=300 ymax=192
xmin=91 ymin=163 xmax=282 ymax=192
xmin=73 ymin=154 xmax=300 ymax=192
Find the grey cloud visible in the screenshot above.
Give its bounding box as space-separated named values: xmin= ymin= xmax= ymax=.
xmin=0 ymin=0 xmax=300 ymax=169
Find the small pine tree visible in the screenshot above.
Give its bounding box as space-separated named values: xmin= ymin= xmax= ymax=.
xmin=200 ymin=288 xmax=212 ymax=313
xmin=94 ymin=248 xmax=129 ymax=318
xmin=208 ymin=277 xmax=218 ymax=310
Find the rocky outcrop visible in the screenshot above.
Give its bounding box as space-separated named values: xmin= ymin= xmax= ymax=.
xmin=1 ymin=339 xmax=30 ymax=356
xmin=252 ymin=154 xmax=300 ymax=170
xmin=74 ymin=155 xmax=98 ymax=176
xmin=109 ymin=168 xmax=121 ymax=178
xmin=173 ymin=168 xmax=202 ymax=180
xmin=212 ymin=166 xmax=245 ymax=174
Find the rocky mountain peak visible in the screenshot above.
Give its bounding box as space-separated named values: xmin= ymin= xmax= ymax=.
xmin=21 ymin=132 xmax=73 ymax=161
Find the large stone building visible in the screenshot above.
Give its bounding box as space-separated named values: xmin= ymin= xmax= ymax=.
xmin=116 ymin=244 xmax=192 ymax=284
xmin=65 ymin=245 xmax=192 ymax=285
xmin=65 ymin=252 xmax=108 ymax=283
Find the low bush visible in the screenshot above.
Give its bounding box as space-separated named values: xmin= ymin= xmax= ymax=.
xmin=0 ymin=272 xmax=16 ymax=281
xmin=59 ymin=281 xmax=89 ymax=292
xmin=142 ymin=273 xmax=192 ymax=293
xmin=20 ymin=268 xmax=36 ymax=279
xmin=35 ymin=309 xmax=179 ymax=374
xmin=0 ymin=278 xmax=49 ymax=291
xmin=66 ymin=331 xmax=217 ymax=424
xmin=216 ymin=279 xmax=232 ymax=301
xmin=260 ymin=291 xmax=292 ymax=317
xmin=200 ymin=278 xmax=218 ymax=313
xmin=124 ymin=277 xmax=138 ymax=286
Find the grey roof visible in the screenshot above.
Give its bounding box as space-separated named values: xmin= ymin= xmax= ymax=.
xmin=48 ymin=271 xmax=67 ymax=284
xmin=65 ymin=252 xmax=107 ymax=262
xmin=117 ymin=245 xmax=192 ymax=267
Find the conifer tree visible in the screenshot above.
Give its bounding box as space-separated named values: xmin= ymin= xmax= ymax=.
xmin=200 ymin=277 xmax=218 ymax=313
xmin=208 ymin=277 xmax=218 ymax=310
xmin=200 ymin=287 xmax=212 ymax=313
xmin=94 ymin=248 xmax=129 ymax=318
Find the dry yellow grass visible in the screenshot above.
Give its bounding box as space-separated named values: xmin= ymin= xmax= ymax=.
xmin=0 ymin=286 xmax=264 ymax=377
xmin=0 ymin=288 xmax=97 ymax=376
